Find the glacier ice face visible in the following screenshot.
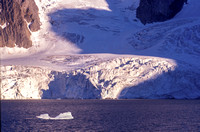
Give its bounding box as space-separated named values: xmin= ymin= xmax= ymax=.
xmin=1 ymin=56 xmax=200 ymax=99
xmin=119 ymin=63 xmax=200 ymax=99
xmin=0 ymin=66 xmax=52 ymax=99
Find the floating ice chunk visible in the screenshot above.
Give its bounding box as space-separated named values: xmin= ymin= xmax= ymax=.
xmin=36 ymin=112 xmax=74 ymax=120
xmin=53 ymin=112 xmax=74 ymax=120
xmin=36 ymin=114 xmax=50 ymax=119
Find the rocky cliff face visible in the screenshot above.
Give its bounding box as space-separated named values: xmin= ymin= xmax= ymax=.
xmin=0 ymin=0 xmax=40 ymax=48
xmin=136 ymin=0 xmax=186 ymax=24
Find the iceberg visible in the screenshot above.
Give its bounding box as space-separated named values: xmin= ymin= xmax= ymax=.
xmin=36 ymin=112 xmax=74 ymax=120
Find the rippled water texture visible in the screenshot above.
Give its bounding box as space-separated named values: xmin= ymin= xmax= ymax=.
xmin=1 ymin=100 xmax=200 ymax=131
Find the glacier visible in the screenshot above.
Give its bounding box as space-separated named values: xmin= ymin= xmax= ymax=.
xmin=1 ymin=56 xmax=200 ymax=99
xmin=1 ymin=0 xmax=200 ymax=99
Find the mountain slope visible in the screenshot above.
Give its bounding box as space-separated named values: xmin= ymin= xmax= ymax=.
xmin=0 ymin=0 xmax=40 ymax=48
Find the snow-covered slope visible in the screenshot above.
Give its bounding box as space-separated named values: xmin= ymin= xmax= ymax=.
xmin=1 ymin=0 xmax=200 ymax=99
xmin=0 ymin=0 xmax=140 ymax=58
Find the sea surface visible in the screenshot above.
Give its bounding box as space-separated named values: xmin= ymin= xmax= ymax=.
xmin=1 ymin=99 xmax=200 ymax=131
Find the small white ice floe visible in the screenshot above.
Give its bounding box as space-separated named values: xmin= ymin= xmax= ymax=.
xmin=36 ymin=112 xmax=74 ymax=120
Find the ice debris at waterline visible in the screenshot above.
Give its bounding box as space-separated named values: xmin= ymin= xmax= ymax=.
xmin=36 ymin=112 xmax=74 ymax=120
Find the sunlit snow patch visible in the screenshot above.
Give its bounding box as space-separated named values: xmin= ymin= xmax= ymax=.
xmin=0 ymin=23 xmax=9 ymax=29
xmin=36 ymin=112 xmax=74 ymax=120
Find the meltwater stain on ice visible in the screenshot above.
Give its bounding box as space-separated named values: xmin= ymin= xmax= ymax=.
xmin=36 ymin=112 xmax=74 ymax=120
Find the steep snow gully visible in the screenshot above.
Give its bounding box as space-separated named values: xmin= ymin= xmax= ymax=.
xmin=1 ymin=0 xmax=200 ymax=99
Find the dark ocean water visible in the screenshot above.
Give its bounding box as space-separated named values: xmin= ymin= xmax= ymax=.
xmin=1 ymin=99 xmax=200 ymax=132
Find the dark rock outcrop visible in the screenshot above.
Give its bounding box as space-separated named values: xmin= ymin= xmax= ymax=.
xmin=136 ymin=0 xmax=187 ymax=24
xmin=0 ymin=0 xmax=40 ymax=48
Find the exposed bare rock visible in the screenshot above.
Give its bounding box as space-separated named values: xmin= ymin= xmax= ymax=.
xmin=136 ymin=0 xmax=187 ymax=24
xmin=0 ymin=0 xmax=40 ymax=48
